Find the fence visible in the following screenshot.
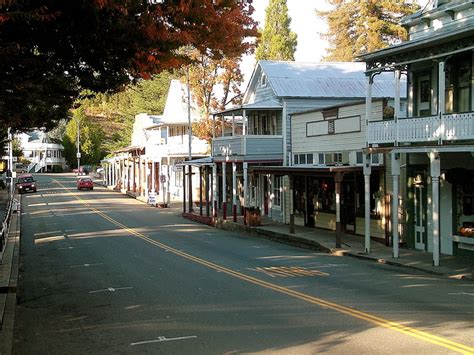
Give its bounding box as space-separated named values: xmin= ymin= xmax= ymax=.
xmin=0 ymin=196 xmax=14 ymax=257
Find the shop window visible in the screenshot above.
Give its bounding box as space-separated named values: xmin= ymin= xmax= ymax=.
xmin=307 ymin=154 xmax=313 ymax=164
xmin=318 ymin=153 xmax=325 ymax=165
xmin=293 ymin=154 xmax=299 ymax=165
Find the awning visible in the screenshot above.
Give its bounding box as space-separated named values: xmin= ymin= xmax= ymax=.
xmin=178 ymin=156 xmax=214 ymax=166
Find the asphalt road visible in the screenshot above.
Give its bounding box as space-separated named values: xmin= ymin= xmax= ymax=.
xmin=13 ymin=174 xmax=474 ymax=354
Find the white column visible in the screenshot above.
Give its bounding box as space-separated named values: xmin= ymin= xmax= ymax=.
xmin=108 ymin=163 xmax=112 ymax=186
xmin=365 ymin=74 xmax=372 ymax=144
xmin=212 ymin=163 xmax=217 ymax=217
xmin=391 ymin=152 xmax=401 ymax=258
xmin=364 ymin=153 xmax=372 ymax=253
xmin=438 ymin=60 xmax=445 ymax=144
xmin=232 ymin=113 xmax=235 ymax=136
xmin=222 ymin=162 xmax=227 ymax=195
xmin=394 ymin=69 xmax=401 ymax=145
xmin=430 ymin=151 xmax=441 ymax=266
xmin=151 ymin=159 xmax=156 ymax=193
xmin=242 ymin=109 xmax=247 ymax=136
xmin=221 ymin=114 xmax=225 ymax=137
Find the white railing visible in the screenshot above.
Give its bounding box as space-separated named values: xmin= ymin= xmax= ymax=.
xmin=35 ymin=159 xmax=46 ymax=173
xmin=368 ymin=112 xmax=474 ymax=144
xmin=151 ymin=135 xmax=209 ymax=156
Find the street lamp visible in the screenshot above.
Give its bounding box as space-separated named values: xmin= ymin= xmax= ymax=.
xmin=76 ymin=119 xmax=81 ymax=174
xmin=187 ymin=66 xmax=193 ymax=212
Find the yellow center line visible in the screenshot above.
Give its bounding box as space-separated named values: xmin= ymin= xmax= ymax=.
xmin=55 ymin=181 xmax=474 ymax=354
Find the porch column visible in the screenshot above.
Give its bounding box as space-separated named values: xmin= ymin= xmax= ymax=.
xmin=365 ymin=74 xmax=373 ymax=144
xmin=222 ymin=162 xmax=227 ymax=220
xmin=151 ymin=159 xmax=155 ymax=193
xmin=132 ymin=157 xmax=136 ymax=192
xmin=182 ymin=164 xmax=186 ymax=213
xmin=438 ymin=60 xmax=446 ymax=144
xmin=199 ymin=167 xmax=203 ymax=216
xmin=126 ymin=158 xmax=130 ymax=191
xmin=283 ymin=102 xmax=288 ymax=166
xmin=167 ymin=158 xmax=171 ymax=205
xmin=205 ymin=167 xmax=210 ymax=217
xmin=221 ymin=114 xmax=225 ymax=137
xmin=212 ymin=163 xmax=217 ymax=218
xmin=188 ymin=165 xmax=193 ymax=213
xmin=364 ymin=154 xmax=372 ymax=253
xmin=430 ymin=151 xmax=441 ymax=266
xmin=242 ymin=109 xmax=247 ymax=136
xmin=394 ymin=69 xmax=401 ymax=146
xmin=335 ymin=172 xmax=343 ymax=248
xmin=391 ymin=152 xmax=401 ymax=258
xmin=108 ymin=163 xmax=112 ymax=186
xmin=138 ymin=156 xmax=142 ymax=195
xmin=243 ymin=162 xmax=248 ymax=225
xmin=232 ymin=113 xmax=235 ymax=136
xmin=232 ymin=162 xmax=237 ymax=222
xmin=289 ymin=175 xmax=295 ymax=234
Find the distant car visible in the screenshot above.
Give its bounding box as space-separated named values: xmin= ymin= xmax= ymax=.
xmin=16 ymin=174 xmax=37 ymax=194
xmin=77 ymin=177 xmax=94 ymax=190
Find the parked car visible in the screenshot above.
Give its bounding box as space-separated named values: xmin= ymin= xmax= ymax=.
xmin=16 ymin=174 xmax=37 ymax=194
xmin=77 ymin=177 xmax=94 ymax=190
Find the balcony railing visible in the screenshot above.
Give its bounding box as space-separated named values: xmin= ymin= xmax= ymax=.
xmin=367 ymin=112 xmax=474 ymax=145
xmin=151 ymin=135 xmax=209 ymax=156
xmin=212 ymin=135 xmax=283 ymax=160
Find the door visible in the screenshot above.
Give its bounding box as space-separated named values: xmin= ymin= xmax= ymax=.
xmin=414 ymin=185 xmax=426 ymax=250
xmin=415 ymin=74 xmax=431 ymax=116
xmin=342 ymin=179 xmax=356 ymax=233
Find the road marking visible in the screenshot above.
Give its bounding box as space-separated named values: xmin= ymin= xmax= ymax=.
xmin=58 ymin=246 xmax=75 ymax=250
xmin=130 ymin=335 xmax=197 ymax=346
xmin=55 ymin=180 xmax=474 ymax=355
xmin=449 ymin=292 xmax=474 ymax=297
xmin=69 ymin=263 xmax=103 ymax=268
xmin=253 ymin=266 xmax=329 ymax=278
xmin=89 ymin=287 xmax=134 ymax=294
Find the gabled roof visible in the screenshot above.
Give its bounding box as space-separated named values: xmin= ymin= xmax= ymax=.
xmin=161 ymin=79 xmax=201 ymax=124
xmin=244 ymin=61 xmax=403 ymax=102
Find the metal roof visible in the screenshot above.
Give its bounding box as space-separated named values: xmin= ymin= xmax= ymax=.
xmin=254 ymin=61 xmax=403 ymax=98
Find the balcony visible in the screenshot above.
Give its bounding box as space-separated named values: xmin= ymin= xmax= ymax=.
xmin=151 ymin=135 xmax=209 ymax=157
xmin=212 ymin=135 xmax=284 ymax=161
xmin=367 ymin=112 xmax=474 ymax=145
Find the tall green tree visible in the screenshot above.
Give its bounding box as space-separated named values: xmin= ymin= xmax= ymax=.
xmin=317 ymin=0 xmax=419 ymax=62
xmin=255 ymin=0 xmax=297 ymax=61
xmin=63 ymin=107 xmax=105 ymax=168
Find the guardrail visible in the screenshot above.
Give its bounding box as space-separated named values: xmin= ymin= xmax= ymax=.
xmin=1 ymin=195 xmax=15 ymax=256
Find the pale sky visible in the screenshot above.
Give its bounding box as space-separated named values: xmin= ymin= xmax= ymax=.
xmin=241 ymin=0 xmax=430 ymax=85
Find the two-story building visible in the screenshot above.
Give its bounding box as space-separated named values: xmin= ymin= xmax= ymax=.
xmin=102 ymin=79 xmax=209 ymax=205
xmin=360 ymin=0 xmax=474 ymax=264
xmin=210 ymin=61 xmax=398 ymax=228
xmin=18 ymin=131 xmax=66 ymax=173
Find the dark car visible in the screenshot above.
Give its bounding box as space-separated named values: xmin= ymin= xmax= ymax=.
xmin=77 ymin=177 xmax=94 ymax=190
xmin=16 ymin=174 xmax=37 ymax=194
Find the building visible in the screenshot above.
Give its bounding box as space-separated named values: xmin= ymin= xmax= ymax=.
xmin=17 ymin=131 xmax=66 ymax=173
xmin=359 ymin=0 xmax=474 ymax=263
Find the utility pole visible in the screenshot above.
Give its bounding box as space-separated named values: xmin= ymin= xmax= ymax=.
xmin=76 ymin=119 xmax=81 ymax=174
xmin=187 ymin=67 xmax=193 ymax=212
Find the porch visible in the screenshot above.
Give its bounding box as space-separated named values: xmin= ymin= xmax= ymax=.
xmin=368 ymin=112 xmax=474 ymax=145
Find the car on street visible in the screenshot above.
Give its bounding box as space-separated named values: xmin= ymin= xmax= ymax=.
xmin=16 ymin=174 xmax=37 ymax=194
xmin=77 ymin=177 xmax=94 ymax=191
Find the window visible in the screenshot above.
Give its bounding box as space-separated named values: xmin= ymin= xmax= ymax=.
xmin=299 ymin=154 xmax=306 ymax=165
xmin=260 ymin=74 xmax=267 ymax=87
xmin=293 ymin=154 xmax=299 ymax=165
xmin=356 ymin=151 xmax=364 ymax=164
xmin=306 ymin=153 xmax=313 ymax=164
xmin=273 ymin=176 xmax=282 ymax=207
xmin=175 ymin=169 xmax=183 ymax=187
xmin=334 ymin=153 xmax=342 ymax=164
xmin=318 ymin=153 xmax=325 ymax=165
xmin=372 ymin=153 xmax=380 ymax=164
xmin=46 ymin=150 xmax=51 ymax=157
xmin=328 ymin=120 xmax=335 ymax=134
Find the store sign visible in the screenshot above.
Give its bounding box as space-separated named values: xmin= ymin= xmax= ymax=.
xmin=148 ymin=192 xmax=156 ymax=205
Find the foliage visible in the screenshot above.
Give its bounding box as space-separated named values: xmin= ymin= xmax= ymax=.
xmin=184 ymin=49 xmax=246 ymax=143
xmin=12 ymin=137 xmax=22 ymax=157
xmin=255 ymin=0 xmax=297 ymax=61
xmin=317 ymin=0 xmax=419 ymax=61
xmin=0 ymin=0 xmax=258 ymax=132
xmin=63 ymin=107 xmax=106 ymax=168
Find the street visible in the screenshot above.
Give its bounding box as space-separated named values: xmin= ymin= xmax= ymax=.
xmin=14 ymin=174 xmax=474 ymax=354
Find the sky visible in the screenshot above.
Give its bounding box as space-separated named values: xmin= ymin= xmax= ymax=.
xmin=241 ymin=0 xmax=430 ymax=85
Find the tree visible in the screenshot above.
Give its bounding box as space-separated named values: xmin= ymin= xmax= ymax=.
xmin=317 ymin=0 xmax=419 ymax=61
xmin=63 ymin=107 xmax=105 ymax=168
xmin=0 ymin=0 xmax=258 ymax=132
xmin=255 ymin=0 xmax=297 ymax=61
xmin=183 ymin=48 xmax=245 ymax=143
